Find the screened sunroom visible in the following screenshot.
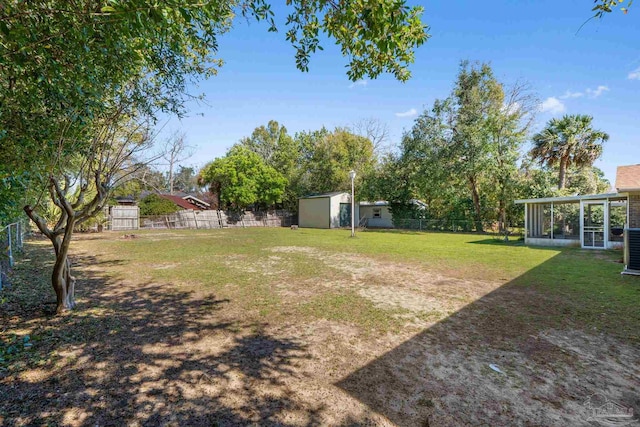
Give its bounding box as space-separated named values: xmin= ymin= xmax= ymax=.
xmin=515 ymin=193 xmax=627 ymax=249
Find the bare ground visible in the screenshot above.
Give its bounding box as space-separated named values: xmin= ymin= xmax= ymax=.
xmin=1 ymin=234 xmax=639 ymax=426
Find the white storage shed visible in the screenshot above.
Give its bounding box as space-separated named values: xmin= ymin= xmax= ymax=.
xmin=298 ymin=192 xmax=358 ymax=229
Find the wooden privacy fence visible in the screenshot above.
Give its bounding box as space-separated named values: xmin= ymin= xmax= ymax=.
xmin=140 ymin=210 xmax=291 ymax=230
xmin=108 ymin=206 xmax=140 ymax=231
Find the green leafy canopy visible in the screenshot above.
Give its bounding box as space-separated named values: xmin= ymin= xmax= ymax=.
xmin=199 ymin=146 xmax=286 ymax=209
xmin=139 ymin=194 xmax=181 ymax=216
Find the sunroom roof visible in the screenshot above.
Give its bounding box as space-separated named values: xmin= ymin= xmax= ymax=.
xmin=514 ymin=192 xmax=626 ymax=205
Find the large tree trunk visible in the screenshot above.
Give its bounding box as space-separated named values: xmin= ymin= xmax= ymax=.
xmin=50 ymin=226 xmax=77 ymax=313
xmin=497 ymin=176 xmax=508 ymax=237
xmin=498 ymin=199 xmax=509 ymax=241
xmin=469 ymin=176 xmax=484 ymax=232
xmin=558 ymin=156 xmax=569 ymax=190
xmin=209 ymin=182 xmax=222 ymax=210
xmin=25 ymin=205 xmax=77 ymax=313
xmin=23 ymin=175 xmax=88 ymax=314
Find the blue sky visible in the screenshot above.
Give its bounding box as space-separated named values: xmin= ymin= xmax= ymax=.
xmin=160 ymin=0 xmax=639 ymax=187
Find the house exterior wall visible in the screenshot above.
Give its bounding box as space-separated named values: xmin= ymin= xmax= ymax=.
xmin=628 ymin=192 xmax=640 ymax=228
xmin=359 ymin=205 xmax=393 ymax=228
xmin=329 ymin=193 xmax=352 ymax=229
xmin=299 ymin=197 xmax=331 ymax=228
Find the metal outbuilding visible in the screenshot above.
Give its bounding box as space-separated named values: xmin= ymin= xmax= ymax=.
xmin=298 ymin=192 xmax=357 ymax=229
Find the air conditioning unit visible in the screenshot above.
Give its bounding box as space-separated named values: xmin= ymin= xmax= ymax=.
xmin=623 ymin=228 xmax=640 ymax=275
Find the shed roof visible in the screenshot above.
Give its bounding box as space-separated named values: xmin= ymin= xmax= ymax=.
xmin=616 ymin=165 xmax=640 ymax=192
xmin=299 ymin=191 xmax=348 ymax=199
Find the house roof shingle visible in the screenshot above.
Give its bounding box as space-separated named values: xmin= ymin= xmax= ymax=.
xmin=158 ymin=194 xmax=206 ymax=210
xmin=615 ymin=165 xmax=640 ymax=192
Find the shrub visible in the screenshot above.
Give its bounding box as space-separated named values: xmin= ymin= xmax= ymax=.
xmin=139 ymin=194 xmax=180 ymax=216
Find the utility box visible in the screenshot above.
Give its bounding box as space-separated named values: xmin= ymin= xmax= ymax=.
xmin=623 ymin=228 xmax=640 ymax=275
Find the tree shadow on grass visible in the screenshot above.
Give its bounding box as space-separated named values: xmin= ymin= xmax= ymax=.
xmin=466 ymin=238 xmax=527 ymax=246
xmin=336 ymin=249 xmax=640 ymax=426
xmin=0 ymin=245 xmax=325 ymax=426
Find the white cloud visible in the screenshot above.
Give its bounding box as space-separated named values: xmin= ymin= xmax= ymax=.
xmin=628 ymin=67 xmax=640 ymax=80
xmin=395 ymin=108 xmax=418 ymax=118
xmin=558 ymin=86 xmax=609 ymax=100
xmin=540 ymin=97 xmax=565 ymax=115
xmin=585 ymin=85 xmax=609 ymax=98
xmin=348 ymin=79 xmax=368 ymax=89
xmin=560 ymin=90 xmax=583 ymax=99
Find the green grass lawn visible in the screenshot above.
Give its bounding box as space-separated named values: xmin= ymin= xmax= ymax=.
xmin=81 ymin=228 xmax=639 ymax=341
xmin=1 ymin=228 xmax=639 ymax=426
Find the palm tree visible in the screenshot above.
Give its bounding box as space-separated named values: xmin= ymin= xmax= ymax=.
xmin=530 ymin=114 xmax=609 ymax=190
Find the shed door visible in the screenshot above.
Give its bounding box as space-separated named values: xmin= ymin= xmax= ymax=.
xmin=339 ymin=203 xmax=351 ymax=227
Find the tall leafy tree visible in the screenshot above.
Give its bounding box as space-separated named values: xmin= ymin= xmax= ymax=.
xmin=530 ymin=114 xmax=609 ymax=190
xmin=23 ymin=109 xmax=157 ymax=313
xmin=198 ymin=146 xmax=286 ymax=210
xmin=390 ymin=62 xmax=535 ymax=229
xmin=239 ymin=121 xmax=292 ymax=166
xmin=300 ymin=128 xmax=376 ymax=195
xmin=447 ymin=63 xmax=504 ymax=230
xmin=173 ymin=166 xmax=198 ymax=194
xmin=239 ymin=121 xmax=302 ymax=210
xmin=517 ymin=160 xmax=559 ymax=200
xmin=565 ymin=166 xmax=611 ymax=195
xmin=486 ymin=81 xmax=537 ymax=229
xmin=394 ymin=104 xmax=452 ymax=216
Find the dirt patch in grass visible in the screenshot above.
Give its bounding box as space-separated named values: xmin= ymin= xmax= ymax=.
xmin=267 ymin=246 xmax=500 ymax=329
xmin=222 ymin=254 xmax=288 ymax=277
xmin=1 ymin=230 xmax=639 ymax=426
xmin=338 ymin=292 xmax=640 ymax=426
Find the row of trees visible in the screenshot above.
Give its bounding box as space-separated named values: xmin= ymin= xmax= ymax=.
xmin=198 ymin=62 xmax=610 ymax=232
xmin=366 ymin=62 xmax=610 ymax=230
xmin=198 ymin=122 xmax=377 ymax=211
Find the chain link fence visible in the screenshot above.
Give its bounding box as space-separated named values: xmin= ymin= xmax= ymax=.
xmin=0 ymin=219 xmax=29 ymax=290
xmin=367 ymin=218 xmax=524 ymax=239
